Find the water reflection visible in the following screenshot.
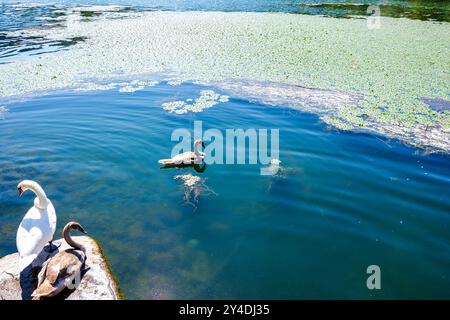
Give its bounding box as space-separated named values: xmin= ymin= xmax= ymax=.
xmin=299 ymin=2 xmax=450 ymax=22
xmin=160 ymin=162 xmax=206 ymax=173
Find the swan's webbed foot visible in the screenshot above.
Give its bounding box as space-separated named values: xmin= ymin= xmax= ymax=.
xmin=43 ymin=240 xmax=61 ymax=253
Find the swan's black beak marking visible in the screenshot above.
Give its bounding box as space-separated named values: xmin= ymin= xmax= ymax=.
xmin=18 ymin=187 xmax=23 ymax=197
xmin=78 ymin=226 xmax=88 ymax=234
xmin=202 ymin=142 xmax=205 ymax=148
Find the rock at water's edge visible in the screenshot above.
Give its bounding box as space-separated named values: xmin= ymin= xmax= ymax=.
xmin=0 ymin=236 xmax=121 ymax=300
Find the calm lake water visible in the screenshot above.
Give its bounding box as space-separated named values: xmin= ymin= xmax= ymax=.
xmin=0 ymin=1 xmax=449 ymax=299
xmin=1 ymin=81 xmax=449 ymax=299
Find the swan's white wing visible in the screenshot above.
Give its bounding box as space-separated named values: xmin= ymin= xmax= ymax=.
xmin=46 ymin=201 xmax=57 ymax=241
xmin=16 ymin=210 xmax=46 ymax=257
xmin=17 ymin=222 xmax=45 ymax=271
xmin=176 ymin=152 xmax=201 ymax=164
xmin=16 ymin=205 xmax=55 ymax=270
xmin=159 ymin=152 xmax=190 ymax=165
xmin=159 ymin=151 xmax=203 ymax=165
xmin=173 ymin=153 xmax=191 ymax=164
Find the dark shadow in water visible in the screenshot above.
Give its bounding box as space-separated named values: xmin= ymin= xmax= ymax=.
xmin=160 ymin=163 xmax=207 ymax=173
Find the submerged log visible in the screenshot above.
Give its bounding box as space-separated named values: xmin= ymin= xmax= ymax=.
xmin=0 ymin=236 xmax=122 ymax=300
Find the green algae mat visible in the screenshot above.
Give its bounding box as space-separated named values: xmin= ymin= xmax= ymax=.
xmin=1 ymin=12 xmax=449 ymax=151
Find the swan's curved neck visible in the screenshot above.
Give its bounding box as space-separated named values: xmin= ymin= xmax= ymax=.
xmin=194 ymin=140 xmax=202 ymax=157
xmin=63 ymin=227 xmax=86 ymax=252
xmin=26 ymin=182 xmax=49 ymax=209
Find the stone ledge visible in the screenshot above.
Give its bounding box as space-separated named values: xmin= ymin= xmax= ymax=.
xmin=0 ymin=236 xmax=122 ymax=300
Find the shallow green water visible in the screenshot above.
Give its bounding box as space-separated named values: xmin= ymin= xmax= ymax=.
xmin=1 ymin=81 xmax=449 ymax=299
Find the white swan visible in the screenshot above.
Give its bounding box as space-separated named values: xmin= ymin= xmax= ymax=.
xmin=16 ymin=180 xmax=57 ymax=271
xmin=159 ymin=139 xmax=205 ymax=165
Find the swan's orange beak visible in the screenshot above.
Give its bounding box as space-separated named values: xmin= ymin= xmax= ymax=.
xmin=18 ymin=187 xmax=23 ymax=197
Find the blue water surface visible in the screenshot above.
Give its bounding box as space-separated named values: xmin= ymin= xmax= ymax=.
xmin=1 ymin=81 xmax=449 ymax=299
xmin=1 ymin=0 xmax=450 ymax=299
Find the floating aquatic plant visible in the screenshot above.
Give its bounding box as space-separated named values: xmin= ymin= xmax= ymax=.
xmin=119 ymin=85 xmax=144 ymax=93
xmin=264 ymin=159 xmax=301 ymax=192
xmin=174 ymin=174 xmax=217 ymax=210
xmin=162 ymin=90 xmax=229 ymax=114
xmin=74 ymin=79 xmax=159 ymax=93
xmin=75 ymin=83 xmax=117 ymax=91
xmin=1 ymin=11 xmax=449 ymax=151
xmin=263 ymin=158 xmax=282 ymax=177
xmin=131 ymin=80 xmax=158 ymax=87
xmin=167 ymin=79 xmax=184 ymax=86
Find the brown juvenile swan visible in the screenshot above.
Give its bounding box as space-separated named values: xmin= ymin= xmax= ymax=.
xmin=31 ymin=221 xmax=87 ymax=300
xmin=159 ymin=139 xmax=206 ymax=165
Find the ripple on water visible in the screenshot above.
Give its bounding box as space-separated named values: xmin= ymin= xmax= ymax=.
xmin=0 ymin=106 xmax=8 ymax=119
